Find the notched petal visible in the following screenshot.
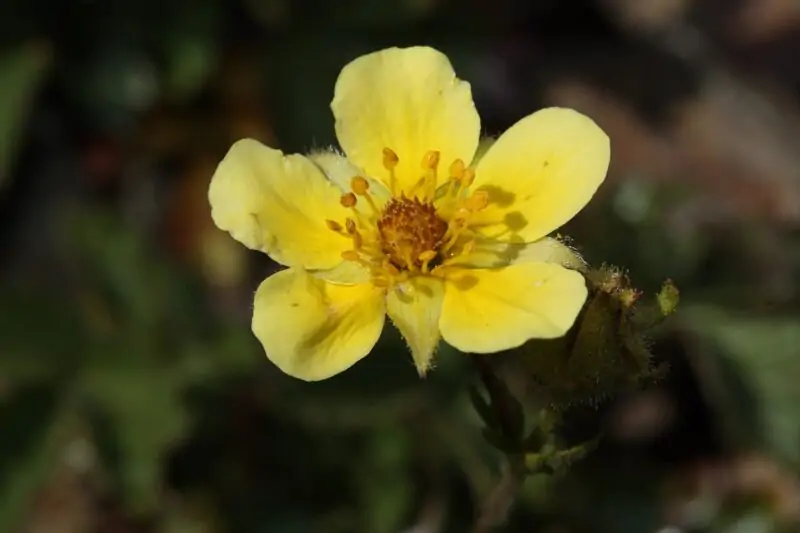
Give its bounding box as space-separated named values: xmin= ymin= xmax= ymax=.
xmin=331 ymin=46 xmax=480 ymax=195
xmin=252 ymin=268 xmax=386 ymax=381
xmin=209 ymin=139 xmax=352 ymax=269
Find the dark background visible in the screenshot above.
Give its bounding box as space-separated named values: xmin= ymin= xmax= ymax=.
xmin=1 ymin=1 xmax=799 ymax=532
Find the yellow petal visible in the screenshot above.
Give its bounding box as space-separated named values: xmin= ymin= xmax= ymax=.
xmin=470 ymin=108 xmax=610 ymax=243
xmin=331 ymin=46 xmax=480 ymax=196
xmin=252 ymin=268 xmax=386 ymax=381
xmin=439 ymin=262 xmax=588 ymax=353
xmin=386 ymin=276 xmax=444 ymax=376
xmin=447 ymin=237 xmax=587 ymax=271
xmin=209 ymin=139 xmax=351 ymax=269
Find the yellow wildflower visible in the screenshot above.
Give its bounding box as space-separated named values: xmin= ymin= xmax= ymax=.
xmin=208 ymin=46 xmax=610 ymax=381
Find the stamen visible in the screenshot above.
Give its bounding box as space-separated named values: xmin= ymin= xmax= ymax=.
xmin=420 ymin=150 xmax=440 ymax=199
xmin=464 ymin=190 xmax=488 ymax=211
xmin=340 ymin=193 xmax=357 ymax=208
xmin=351 ymin=176 xmax=369 ymax=195
xmin=446 ymin=166 xmax=475 ymax=203
xmin=442 ymin=158 xmax=464 ymax=200
xmin=419 ymin=250 xmax=437 ymax=273
xmin=461 ymin=168 xmax=475 ymax=188
xmin=418 ymin=250 xmax=437 ymax=262
xmin=441 ymin=218 xmax=471 ymax=253
xmin=344 ymin=218 xmax=364 ymax=249
xmin=341 ymin=249 xmax=375 ymax=271
xmin=351 ymin=176 xmax=379 ymax=214
xmin=352 ymin=231 xmax=363 ymax=249
xmin=410 ymin=176 xmax=427 ymax=197
xmin=382 ymin=147 xmax=399 ymax=193
xmin=435 ymin=238 xmax=478 ymax=273
xmin=382 ymin=147 xmax=399 ymax=169
xmin=401 ymin=247 xmax=415 ymax=271
xmin=449 ymin=158 xmax=465 ymax=180
xmin=326 ymin=220 xmax=344 ymax=233
xmin=422 ymin=150 xmax=440 ymax=170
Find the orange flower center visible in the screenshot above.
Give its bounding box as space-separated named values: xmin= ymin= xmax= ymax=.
xmin=377 ymin=196 xmax=448 ymax=271
xmin=325 ymin=147 xmax=489 ymax=287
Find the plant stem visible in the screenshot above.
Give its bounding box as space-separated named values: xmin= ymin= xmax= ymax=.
xmin=471 ymin=457 xmax=527 ymax=533
xmin=470 ymin=356 xmax=527 ymax=532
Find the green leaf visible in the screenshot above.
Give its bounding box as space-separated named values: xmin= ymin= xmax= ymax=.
xmin=357 ymin=426 xmax=413 ymax=533
xmin=0 ymin=43 xmax=50 ymax=188
xmin=683 ymin=306 xmax=800 ymax=465
xmin=159 ymin=4 xmax=220 ymax=102
xmin=0 ymin=384 xmax=74 ymax=531
xmin=66 ymin=210 xmax=198 ymax=344
xmin=81 ymin=359 xmax=187 ymax=512
xmin=0 ymin=286 xmax=86 ymax=383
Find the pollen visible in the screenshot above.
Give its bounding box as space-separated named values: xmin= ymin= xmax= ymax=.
xmin=377 ymin=196 xmax=448 ymax=271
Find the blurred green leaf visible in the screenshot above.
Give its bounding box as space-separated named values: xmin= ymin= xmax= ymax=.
xmin=358 ymin=426 xmax=413 ymax=533
xmin=684 ymin=306 xmax=800 ymax=465
xmin=81 ymin=359 xmax=187 ymax=512
xmin=160 ymin=3 xmax=220 ymax=102
xmin=163 ymin=34 xmax=217 ymax=101
xmin=0 ymin=384 xmax=72 ymax=531
xmin=68 ymin=210 xmax=201 ymax=344
xmin=0 ymin=43 xmax=50 ymax=188
xmin=0 ymin=286 xmax=85 ymax=383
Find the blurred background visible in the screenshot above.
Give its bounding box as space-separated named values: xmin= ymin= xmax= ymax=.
xmin=2 ymin=0 xmax=800 ymax=532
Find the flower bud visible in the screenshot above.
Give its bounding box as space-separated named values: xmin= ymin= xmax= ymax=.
xmin=499 ymin=265 xmax=677 ymax=409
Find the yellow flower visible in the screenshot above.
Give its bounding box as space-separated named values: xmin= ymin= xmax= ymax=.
xmin=209 ymin=46 xmax=610 ymax=381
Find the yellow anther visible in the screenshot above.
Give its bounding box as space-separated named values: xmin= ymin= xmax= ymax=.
xmin=383 ymin=147 xmax=399 ymax=193
xmin=343 ymin=218 xmax=364 ymax=249
xmin=422 ymin=150 xmax=440 ymax=170
xmin=373 ymin=278 xmax=391 ymax=288
xmin=342 ymin=250 xmax=360 ymax=261
xmin=326 ymin=220 xmax=343 ymax=232
xmin=351 ymin=176 xmax=370 ymax=195
xmin=340 ymin=193 xmax=357 ymax=208
xmin=449 ymin=158 xmax=465 ymax=180
xmin=464 ymin=190 xmax=489 ymax=211
xmin=461 ymin=168 xmax=475 ymax=187
xmin=382 ymin=147 xmax=399 ymax=170
xmin=351 ymin=176 xmax=379 ymax=214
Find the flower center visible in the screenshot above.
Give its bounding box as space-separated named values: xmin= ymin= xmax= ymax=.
xmin=377 ymin=197 xmax=447 ymax=271
xmin=325 ymin=147 xmax=490 ymax=288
